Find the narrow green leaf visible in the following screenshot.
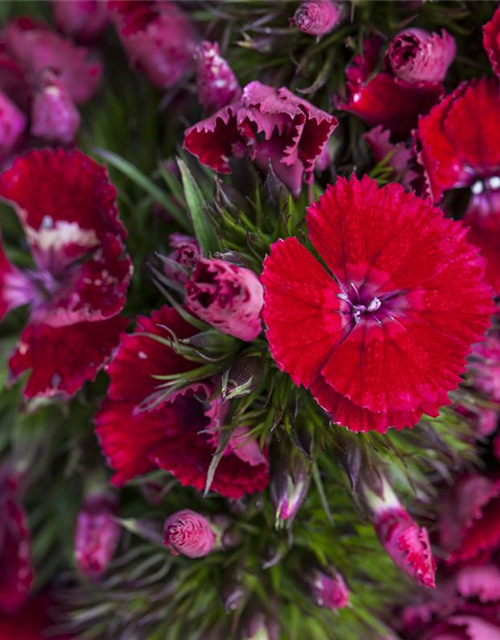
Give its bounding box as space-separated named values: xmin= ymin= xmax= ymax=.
xmin=177 ymin=158 xmax=221 ymax=255
xmin=94 ymin=149 xmax=191 ymax=232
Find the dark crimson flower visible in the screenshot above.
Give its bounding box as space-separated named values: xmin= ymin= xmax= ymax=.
xmin=310 ymin=570 xmax=350 ymax=610
xmin=74 ymin=494 xmax=121 ymax=579
xmin=30 ymin=70 xmax=80 ymax=145
xmin=0 ymin=90 xmax=26 ymax=163
xmin=185 ymin=258 xmax=264 ymax=342
xmin=195 ymin=41 xmax=241 ymax=114
xmin=417 ymin=78 xmax=500 ymax=293
xmin=386 ymin=28 xmax=456 ymax=85
xmin=95 ymin=306 xmax=269 ymax=499
xmin=0 ymin=148 xmax=132 ymax=398
xmin=261 ymin=175 xmax=493 ymax=433
xmin=439 ymin=474 xmax=500 ymax=565
xmin=184 ymin=81 xmax=338 ymax=197
xmin=0 ymin=470 xmax=34 ymax=613
xmin=164 ymin=509 xmax=215 ymax=558
xmin=291 ymin=0 xmax=341 ymax=37
xmin=2 ymin=18 xmax=101 ymax=105
xmin=110 ymin=0 xmax=198 ymax=90
xmin=52 ymin=0 xmax=109 ymax=42
xmin=484 ymin=4 xmax=500 ymax=80
xmin=0 ymin=597 xmax=74 ymax=640
xmin=337 ymin=37 xmax=443 ymax=137
xmin=366 ymin=480 xmax=436 ymax=588
xmin=162 ymin=233 xmax=201 ymax=285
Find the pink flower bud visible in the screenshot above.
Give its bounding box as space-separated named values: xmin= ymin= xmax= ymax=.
xmin=386 ymin=28 xmax=456 ymax=85
xmin=74 ymin=495 xmax=121 ymax=579
xmin=162 ymin=233 xmax=201 ymax=285
xmin=366 ymin=480 xmax=436 ymax=589
xmin=30 ymin=70 xmax=80 ymax=145
xmin=291 ymin=0 xmax=341 ymax=36
xmin=270 ymin=448 xmax=310 ymax=526
xmin=164 ymin=509 xmax=215 ymax=558
xmin=185 ymin=258 xmax=264 ymax=342
xmin=196 ymin=41 xmax=241 ymax=114
xmin=52 ymin=0 xmax=109 ymax=42
xmin=310 ymin=570 xmax=350 ymax=610
xmin=0 ymin=91 xmax=26 ymax=164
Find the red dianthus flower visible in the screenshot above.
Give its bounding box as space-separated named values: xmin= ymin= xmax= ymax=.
xmin=261 ymin=175 xmax=493 ymax=432
xmin=95 ymin=306 xmax=269 ymax=499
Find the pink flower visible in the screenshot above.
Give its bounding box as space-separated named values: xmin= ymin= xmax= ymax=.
xmin=310 ymin=570 xmax=350 ymax=610
xmin=484 ymin=4 xmax=500 ymax=80
xmin=439 ymin=474 xmax=500 ymax=565
xmin=30 ymin=70 xmax=80 ymax=145
xmin=95 ymin=306 xmax=269 ymax=499
xmin=386 ymin=28 xmax=456 ymax=85
xmin=185 ymin=258 xmax=264 ymax=342
xmin=52 ymin=0 xmax=109 ymax=42
xmin=74 ymin=494 xmax=121 ymax=579
xmin=164 ymin=509 xmax=215 ymax=558
xmin=364 ymin=125 xmax=419 ymax=190
xmin=162 ymin=233 xmax=201 ymax=285
xmin=0 ymin=469 xmax=34 ymax=613
xmin=2 ymin=18 xmax=101 ymax=105
xmin=0 ymin=148 xmax=132 ymax=398
xmin=261 ymin=175 xmax=493 ymax=433
xmin=195 ymin=41 xmax=241 ymax=114
xmin=110 ymin=0 xmax=198 ymax=89
xmin=468 ymin=328 xmax=500 ymax=402
xmin=184 ymin=81 xmax=338 ymax=197
xmin=291 ymin=0 xmax=341 ymax=37
xmin=0 ymin=90 xmax=26 ymax=163
xmin=337 ymin=37 xmax=443 ymax=137
xmin=366 ymin=480 xmax=436 ymax=588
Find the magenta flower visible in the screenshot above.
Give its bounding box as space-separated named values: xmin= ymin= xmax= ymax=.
xmin=52 ymin=0 xmax=109 ymax=42
xmin=110 ymin=0 xmax=198 ymax=90
xmin=469 ymin=328 xmax=500 ymax=402
xmin=364 ymin=125 xmax=419 ymax=190
xmin=185 ymin=258 xmax=264 ymax=342
xmin=386 ymin=28 xmax=456 ymax=85
xmin=484 ymin=4 xmax=500 ymax=80
xmin=291 ymin=0 xmax=341 ymax=37
xmin=184 ymin=81 xmax=338 ymax=197
xmin=196 ymin=41 xmax=241 ymax=114
xmin=310 ymin=570 xmax=350 ymax=610
xmin=30 ymin=70 xmax=80 ymax=145
xmin=366 ymin=480 xmax=436 ymax=588
xmin=0 ymin=148 xmax=132 ymax=398
xmin=164 ymin=509 xmax=215 ymax=558
xmin=74 ymin=494 xmax=121 ymax=579
xmin=0 ymin=91 xmax=26 ymax=164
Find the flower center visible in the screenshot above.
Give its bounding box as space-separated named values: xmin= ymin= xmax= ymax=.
xmin=339 ymin=282 xmax=407 ymax=326
xmin=471 ymin=175 xmax=500 ymax=195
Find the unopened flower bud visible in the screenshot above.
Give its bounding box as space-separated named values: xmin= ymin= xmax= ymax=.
xmin=196 ymin=41 xmax=241 ymax=113
xmin=386 ymin=28 xmax=456 ymax=84
xmin=239 ymin=604 xmax=280 ymax=640
xmin=310 ymin=569 xmax=349 ymax=610
xmin=74 ymin=494 xmax=120 ymax=579
xmin=162 ymin=233 xmax=201 ymax=285
xmin=221 ymin=579 xmax=247 ymax=612
xmin=164 ymin=509 xmax=215 ymax=559
xmin=52 ymin=0 xmax=109 ymax=42
xmin=291 ymin=0 xmax=341 ymax=37
xmin=31 ymin=70 xmax=80 ymax=145
xmin=270 ymin=447 xmax=311 ymax=527
xmin=185 ymin=258 xmax=264 ymax=341
xmin=365 ymin=479 xmax=436 ymax=589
